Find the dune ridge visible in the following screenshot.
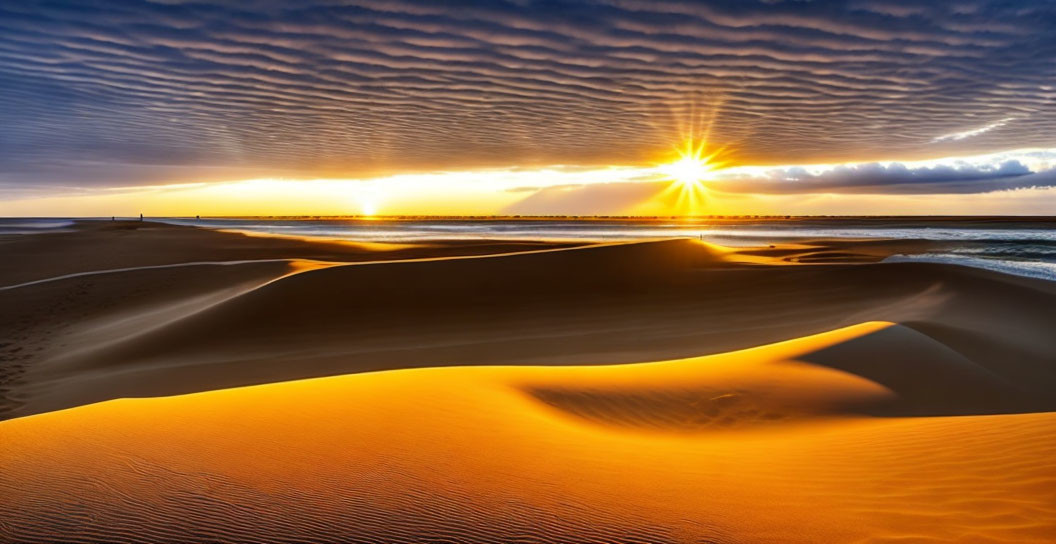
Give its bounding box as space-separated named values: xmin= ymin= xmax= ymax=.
xmin=3 ymin=322 xmax=1055 ymax=543
xmin=5 ymin=229 xmax=1054 ymax=419
xmin=2 ymin=221 xmax=1055 ymax=542
xmin=0 ymin=221 xmax=579 ymax=417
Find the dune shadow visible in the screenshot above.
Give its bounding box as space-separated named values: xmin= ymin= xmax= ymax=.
xmin=794 ymin=324 xmax=1053 ymax=417
xmin=523 ymin=322 xmax=1056 ymax=434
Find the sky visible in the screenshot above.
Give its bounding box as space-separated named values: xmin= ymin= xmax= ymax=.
xmin=1 ymin=0 xmax=1055 ymax=216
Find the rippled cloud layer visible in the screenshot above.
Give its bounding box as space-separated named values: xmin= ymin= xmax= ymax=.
xmin=1 ymin=0 xmax=1055 ymax=191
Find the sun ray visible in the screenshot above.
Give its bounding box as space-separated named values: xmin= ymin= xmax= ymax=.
xmin=655 ymin=136 xmax=731 ymax=216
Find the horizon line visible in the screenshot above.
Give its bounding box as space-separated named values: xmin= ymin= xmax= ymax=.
xmin=7 ymin=214 xmax=1056 ymax=222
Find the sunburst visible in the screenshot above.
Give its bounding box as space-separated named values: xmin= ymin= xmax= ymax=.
xmin=656 ymin=137 xmax=729 ymax=215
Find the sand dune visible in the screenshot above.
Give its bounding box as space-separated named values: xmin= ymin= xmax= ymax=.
xmin=2 ymin=222 xmax=1055 ymax=542
xmin=3 ymin=322 xmax=1055 ymax=543
xmin=5 ymin=227 xmax=1054 ymax=419
xmin=0 ymin=221 xmax=578 ymax=417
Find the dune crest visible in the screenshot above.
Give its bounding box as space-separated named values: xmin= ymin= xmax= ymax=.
xmin=521 ymin=320 xmax=1034 ymax=433
xmin=3 ymin=321 xmax=1055 ymax=543
xmin=5 ymin=229 xmax=1055 ymax=420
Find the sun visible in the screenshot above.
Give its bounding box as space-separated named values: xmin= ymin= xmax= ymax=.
xmin=656 ymin=138 xmax=729 ymax=215
xmin=660 ymin=138 xmax=725 ymax=186
xmin=664 ymin=155 xmax=715 ymax=186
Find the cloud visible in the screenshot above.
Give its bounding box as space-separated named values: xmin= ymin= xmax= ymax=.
xmin=712 ymin=159 xmax=1048 ymax=194
xmin=1 ymin=0 xmax=1055 ymax=194
xmin=503 ymin=182 xmax=661 ymax=215
xmin=496 ymin=162 xmax=1056 ymax=216
xmin=932 ymin=118 xmax=1016 ymax=143
xmin=499 ymin=154 xmax=1056 ymax=215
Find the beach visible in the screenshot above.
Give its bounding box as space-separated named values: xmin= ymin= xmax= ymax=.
xmin=2 ymin=220 xmax=1055 ymax=543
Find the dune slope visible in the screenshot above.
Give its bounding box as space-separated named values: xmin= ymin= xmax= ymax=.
xmin=5 ymin=227 xmax=1056 ymax=419
xmin=2 ymin=322 xmax=1055 ymax=543
xmin=0 ymin=221 xmax=578 ymax=418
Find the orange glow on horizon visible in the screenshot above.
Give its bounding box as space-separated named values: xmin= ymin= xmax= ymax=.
xmin=2 ymin=147 xmax=1055 ymax=217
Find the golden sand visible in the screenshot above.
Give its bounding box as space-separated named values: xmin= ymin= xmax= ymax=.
xmin=2 ymin=221 xmax=1054 ymax=542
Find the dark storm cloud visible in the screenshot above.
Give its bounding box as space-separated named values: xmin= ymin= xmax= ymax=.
xmin=1 ymin=0 xmax=1055 ymax=191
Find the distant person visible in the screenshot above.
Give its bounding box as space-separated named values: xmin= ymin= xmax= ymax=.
xmin=139 ymin=213 xmax=143 ymax=221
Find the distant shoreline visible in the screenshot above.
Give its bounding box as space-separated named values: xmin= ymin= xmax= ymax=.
xmin=5 ymin=214 xmax=1055 ymax=226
